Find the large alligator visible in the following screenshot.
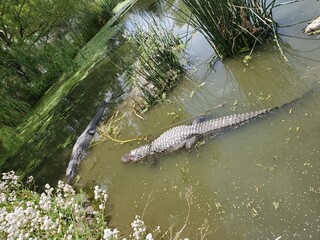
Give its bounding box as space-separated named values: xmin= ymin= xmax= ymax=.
xmin=66 ymin=92 xmax=113 ymax=182
xmin=121 ymin=89 xmax=311 ymax=163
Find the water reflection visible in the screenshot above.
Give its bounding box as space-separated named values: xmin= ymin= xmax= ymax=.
xmin=2 ymin=56 xmax=124 ymax=187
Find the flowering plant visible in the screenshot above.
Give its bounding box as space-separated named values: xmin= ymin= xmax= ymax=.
xmin=0 ymin=171 xmax=161 ymax=240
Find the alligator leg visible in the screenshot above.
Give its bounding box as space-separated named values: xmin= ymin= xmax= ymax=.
xmin=171 ymin=140 xmax=189 ymax=151
xmin=149 ymin=156 xmax=158 ymax=166
xmin=185 ymin=136 xmax=198 ymax=149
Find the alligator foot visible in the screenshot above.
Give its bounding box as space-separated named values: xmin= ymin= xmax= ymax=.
xmin=149 ymin=157 xmax=158 ymax=167
xmin=185 ymin=136 xmax=198 ymax=149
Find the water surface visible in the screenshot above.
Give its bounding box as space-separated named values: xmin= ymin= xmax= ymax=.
xmin=76 ymin=0 xmax=320 ymax=239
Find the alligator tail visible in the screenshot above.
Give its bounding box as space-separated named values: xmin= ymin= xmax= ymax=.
xmin=196 ymin=109 xmax=270 ymax=135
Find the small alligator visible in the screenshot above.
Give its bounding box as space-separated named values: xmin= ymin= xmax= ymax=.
xmin=121 ymin=91 xmax=310 ymax=163
xmin=66 ymin=92 xmax=113 ymax=182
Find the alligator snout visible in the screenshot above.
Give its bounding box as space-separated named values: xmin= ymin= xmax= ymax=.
xmin=121 ymin=144 xmax=151 ymax=163
xmin=121 ymin=154 xmax=132 ymax=163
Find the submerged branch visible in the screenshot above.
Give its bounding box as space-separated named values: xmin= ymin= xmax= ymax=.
xmin=97 ymin=111 xmax=149 ymax=144
xmin=272 ymin=24 xmax=288 ymax=61
xmin=132 ymin=106 xmax=145 ymax=120
xmin=172 ymin=187 xmax=193 ymax=240
xmin=141 ymin=191 xmax=155 ymax=219
xmin=103 ymin=133 xmax=148 ymax=144
xmin=273 ymin=0 xmax=303 ymax=8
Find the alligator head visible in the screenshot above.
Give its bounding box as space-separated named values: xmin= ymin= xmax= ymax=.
xmin=121 ymin=144 xmax=151 ymax=163
xmin=66 ymin=158 xmax=77 ymax=183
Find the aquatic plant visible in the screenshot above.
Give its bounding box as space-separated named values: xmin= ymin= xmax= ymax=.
xmin=123 ymin=12 xmax=186 ymax=112
xmin=180 ymin=0 xmax=276 ymax=58
xmin=98 ymin=111 xmax=149 ymax=144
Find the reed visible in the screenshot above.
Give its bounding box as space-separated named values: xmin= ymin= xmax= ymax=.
xmin=124 ymin=12 xmax=185 ymax=112
xmin=181 ymin=0 xmax=275 ymax=58
xmin=99 ymin=0 xmax=120 ymax=20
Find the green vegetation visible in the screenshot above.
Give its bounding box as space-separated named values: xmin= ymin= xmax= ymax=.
xmin=0 ymin=171 xmax=162 ymax=239
xmin=181 ymin=0 xmax=275 ymax=58
xmin=0 ymin=0 xmax=136 ymax=170
xmin=0 ymin=0 xmax=119 ymax=130
xmin=123 ymin=13 xmax=186 ymax=113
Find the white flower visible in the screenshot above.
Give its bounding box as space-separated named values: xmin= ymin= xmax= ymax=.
xmin=63 ymin=184 xmax=75 ymax=197
xmin=94 ymin=185 xmax=108 ymax=202
xmin=94 ymin=186 xmax=101 ymax=200
xmin=27 ymin=176 xmax=34 ymax=184
xmin=99 ymin=204 xmax=104 ymax=210
xmin=131 ymin=216 xmax=147 ymax=239
xmin=103 ymin=228 xmax=119 ymax=239
xmin=145 ymin=233 xmax=153 ymax=240
xmin=58 ymin=180 xmax=64 ymax=189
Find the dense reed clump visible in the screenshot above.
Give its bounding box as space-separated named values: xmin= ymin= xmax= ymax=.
xmin=123 ymin=12 xmax=185 ymax=112
xmin=181 ymin=0 xmax=276 ymax=58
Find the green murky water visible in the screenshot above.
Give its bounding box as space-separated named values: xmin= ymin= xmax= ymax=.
xmin=78 ymin=69 xmax=319 ymax=239
xmin=74 ymin=1 xmax=320 ymax=239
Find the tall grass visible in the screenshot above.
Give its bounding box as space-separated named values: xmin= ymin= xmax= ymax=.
xmin=124 ymin=12 xmax=185 ymax=112
xmin=74 ymin=0 xmax=121 ymax=41
xmin=181 ymin=0 xmax=275 ymax=58
xmin=99 ymin=0 xmax=121 ymax=21
xmin=0 ymin=0 xmax=119 ymax=129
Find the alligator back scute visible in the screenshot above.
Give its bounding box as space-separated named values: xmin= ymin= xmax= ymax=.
xmin=195 ymin=108 xmax=270 ymax=135
xmin=151 ymin=125 xmax=196 ymax=153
